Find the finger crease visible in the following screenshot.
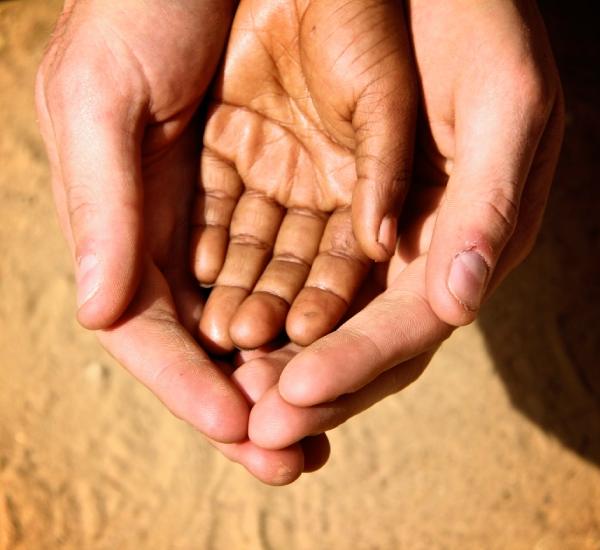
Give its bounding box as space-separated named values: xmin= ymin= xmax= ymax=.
xmin=304 ymin=285 xmax=349 ymax=307
xmin=272 ymin=253 xmax=312 ymax=269
xmin=319 ymin=248 xmax=370 ymax=268
xmin=229 ymin=233 xmax=272 ymax=250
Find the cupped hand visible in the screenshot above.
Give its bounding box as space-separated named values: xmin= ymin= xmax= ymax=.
xmin=240 ymin=0 xmax=564 ymax=449
xmin=36 ymin=0 xmax=331 ymax=485
xmin=190 ymin=0 xmax=416 ymax=352
xmin=35 ymin=0 xmax=251 ymax=443
xmin=36 ymin=0 xmax=233 ymax=329
xmin=408 ymin=0 xmax=565 ymax=326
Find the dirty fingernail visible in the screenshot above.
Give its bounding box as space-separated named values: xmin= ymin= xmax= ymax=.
xmin=447 ymin=251 xmax=489 ymax=311
xmin=377 ymin=215 xmax=397 ymax=259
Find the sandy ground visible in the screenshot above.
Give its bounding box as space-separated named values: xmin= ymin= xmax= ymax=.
xmin=1 ymin=1 xmax=599 ymax=548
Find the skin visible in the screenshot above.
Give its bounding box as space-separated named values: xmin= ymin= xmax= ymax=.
xmin=190 ymin=0 xmax=417 ymax=353
xmin=35 ymin=0 xmax=328 ymax=485
xmin=37 ymin=0 xmax=564 ymax=484
xmin=245 ymin=0 xmax=564 ymax=454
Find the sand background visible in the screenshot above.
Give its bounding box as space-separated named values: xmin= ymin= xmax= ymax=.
xmin=1 ymin=1 xmax=599 ymax=548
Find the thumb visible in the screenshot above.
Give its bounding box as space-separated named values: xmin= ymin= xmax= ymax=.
xmin=351 ymin=67 xmax=417 ymax=263
xmin=45 ymin=75 xmax=144 ymax=330
xmin=425 ymin=85 xmax=551 ymax=326
xmin=279 ymin=255 xmax=452 ymax=407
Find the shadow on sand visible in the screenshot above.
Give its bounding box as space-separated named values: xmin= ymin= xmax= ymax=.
xmin=479 ymin=2 xmax=600 ymax=466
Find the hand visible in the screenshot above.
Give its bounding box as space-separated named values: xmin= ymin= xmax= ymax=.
xmin=35 ymin=0 xmax=251 ymax=444
xmin=240 ymin=0 xmax=564 ymax=448
xmin=190 ymin=0 xmax=416 ymax=352
xmin=36 ymin=0 xmax=333 ymax=485
xmin=409 ymin=0 xmax=565 ymax=326
xmin=207 ymin=346 xmax=331 ymax=485
xmin=242 ymin=253 xmax=448 ymax=449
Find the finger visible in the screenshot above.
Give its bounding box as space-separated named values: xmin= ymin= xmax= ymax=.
xmin=426 ymin=75 xmax=557 ymax=325
xmin=280 ymin=255 xmax=452 ymax=406
xmin=220 ymin=348 xmax=329 ymax=481
xmin=351 ymin=62 xmax=417 ymax=262
xmin=167 ymin=268 xmax=206 ymax=336
xmin=209 ymin=432 xmax=330 ymax=484
xmin=209 ymin=438 xmax=304 ymax=486
xmin=250 ymin=351 xmax=434 ymax=450
xmin=198 ymin=190 xmax=284 ymax=353
xmin=487 ymin=96 xmax=565 ymax=291
xmin=230 ymin=208 xmax=327 ymax=349
xmin=232 ymin=346 xmax=298 ymax=403
xmin=98 ymin=261 xmax=249 ymax=443
xmin=300 ymin=434 xmax=331 ymax=473
xmin=45 ymin=76 xmax=145 ymax=330
xmin=286 ymin=207 xmax=371 ymax=346
xmin=190 ymin=148 xmax=243 ymax=284
xmin=297 ymin=0 xmax=416 ymax=262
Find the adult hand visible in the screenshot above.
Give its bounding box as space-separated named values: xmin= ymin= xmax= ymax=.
xmin=251 ymin=0 xmax=563 ymax=434
xmin=190 ymin=0 xmax=416 ymax=352
xmin=411 ymin=0 xmax=565 ymax=326
xmin=35 ymin=0 xmax=252 ymax=443
xmin=36 ymin=0 xmax=332 ymax=485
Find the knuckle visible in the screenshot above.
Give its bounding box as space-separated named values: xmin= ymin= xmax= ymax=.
xmin=229 ymin=232 xmax=271 ymax=251
xmin=515 ymin=68 xmax=556 ymax=126
xmin=67 ymin=183 xmax=98 ymax=232
xmin=477 ymin=186 xmax=520 ymax=243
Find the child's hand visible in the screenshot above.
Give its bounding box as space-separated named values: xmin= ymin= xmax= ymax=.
xmin=191 ymin=0 xmax=417 ymax=352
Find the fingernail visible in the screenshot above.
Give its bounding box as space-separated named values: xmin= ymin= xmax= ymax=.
xmin=76 ymin=254 xmax=101 ymax=308
xmin=377 ymin=215 xmax=397 ymax=258
xmin=447 ymin=251 xmax=489 ymax=311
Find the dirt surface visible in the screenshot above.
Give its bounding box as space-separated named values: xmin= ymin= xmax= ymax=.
xmin=1 ymin=1 xmax=599 ymax=548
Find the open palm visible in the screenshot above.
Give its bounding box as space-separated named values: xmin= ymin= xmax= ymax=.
xmin=191 ymin=0 xmax=416 ymax=352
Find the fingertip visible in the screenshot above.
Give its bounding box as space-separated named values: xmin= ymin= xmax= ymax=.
xmin=301 ymin=434 xmax=331 ymax=473
xmin=278 ymin=356 xmax=321 ymax=407
xmin=256 ymin=450 xmax=304 ymax=486
xmin=199 ymin=401 xmax=249 ymax=444
xmin=230 ymin=293 xmax=288 ymax=350
xmin=198 ymin=286 xmax=247 ymax=354
xmin=190 ymin=225 xmax=228 ymax=284
xmin=75 ymin=253 xmax=139 ymax=330
xmin=427 ymin=248 xmax=490 ymax=327
xmin=377 ymin=214 xmax=398 ymax=260
xmin=211 ymin=439 xmax=304 ymax=486
xmin=248 ymin=388 xmax=303 ymax=450
xmin=184 ymin=374 xmax=250 ymax=444
xmin=358 ymin=236 xmax=392 ymax=264
xmin=231 ymin=357 xmax=281 ymax=404
xmin=243 ymin=442 xmax=305 ymax=485
xmin=351 ymin=201 xmax=391 ymax=263
xmin=286 ymin=288 xmax=346 ymax=346
xmin=77 ymin=298 xmax=116 ymax=330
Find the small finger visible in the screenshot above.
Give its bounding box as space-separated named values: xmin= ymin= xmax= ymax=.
xmin=230 ymin=208 xmax=327 ymax=348
xmin=199 ymin=190 xmax=284 ymax=352
xmin=190 ymin=148 xmax=243 ymax=284
xmin=286 ymin=207 xmax=371 ymax=345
